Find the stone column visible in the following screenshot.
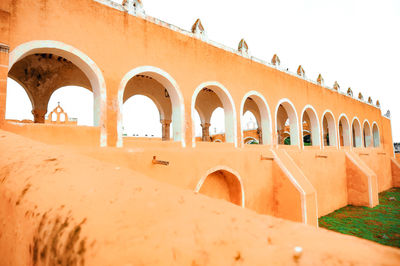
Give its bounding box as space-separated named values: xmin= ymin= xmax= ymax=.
xmin=32 ymin=109 xmax=47 ymax=123
xmin=160 ymin=119 xmax=172 ymax=141
xmin=277 ymin=129 xmax=284 ymax=145
xmin=0 ymin=3 xmax=10 ymax=124
xmin=0 ymin=44 xmax=9 ymax=124
xmin=201 ymin=122 xmax=211 ymax=142
xmin=257 ymin=128 xmax=263 ymax=144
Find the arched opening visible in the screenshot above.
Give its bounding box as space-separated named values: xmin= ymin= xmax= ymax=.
xmin=122 ymin=95 xmax=162 ymax=138
xmin=338 ymin=114 xmax=351 ymax=147
xmin=242 ymin=111 xmax=260 ymax=144
xmin=372 ymin=123 xmax=380 ymax=147
xmin=47 ymin=86 xmax=93 ymax=126
xmin=244 ymin=136 xmax=259 ymax=144
xmin=352 ymin=118 xmax=362 ymax=148
xmin=192 ymin=82 xmax=236 ymax=146
xmin=195 ymin=168 xmax=244 ymax=207
xmin=240 ymin=92 xmax=272 ymax=145
xmin=363 ymin=121 xmax=372 ymax=148
xmin=193 ymin=109 xmax=203 ymax=141
xmin=322 ymin=111 xmax=337 ymax=147
xmin=118 ymin=67 xmax=184 ymax=147
xmin=5 ymin=77 xmax=33 ymax=122
xmin=301 ymin=106 xmax=320 ymax=147
xmin=8 ymin=41 xmax=107 ymax=146
xmin=276 ymin=99 xmax=299 ymax=146
xmin=209 ymin=107 xmax=225 ymax=142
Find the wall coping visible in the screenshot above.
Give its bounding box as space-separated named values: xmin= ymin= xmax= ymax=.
xmin=94 ymin=0 xmax=382 ymax=112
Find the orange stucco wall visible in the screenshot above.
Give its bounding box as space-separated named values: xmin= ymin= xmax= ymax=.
xmin=2 ymin=121 xmax=100 ymax=147
xmin=0 ymin=0 xmax=397 ymax=226
xmin=71 ymin=142 xmax=275 ymax=216
xmin=392 ymin=159 xmax=400 ymax=187
xmin=287 ymin=149 xmax=348 ymax=217
xmin=0 ymin=0 xmax=390 ymax=149
xmin=355 ymin=148 xmax=392 ymax=192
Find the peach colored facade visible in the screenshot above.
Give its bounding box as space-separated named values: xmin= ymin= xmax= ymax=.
xmin=0 ymin=0 xmax=399 ymax=227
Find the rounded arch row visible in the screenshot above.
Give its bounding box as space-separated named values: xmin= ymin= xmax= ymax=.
xmin=7 ymin=41 xmax=381 ymax=149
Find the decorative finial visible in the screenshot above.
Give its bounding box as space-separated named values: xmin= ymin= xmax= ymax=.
xmin=238 ymin=39 xmax=248 ymax=55
xmin=333 ymin=81 xmax=340 ymax=91
xmin=358 ymin=92 xmax=364 ymax=101
xmin=297 ymin=65 xmax=305 ymax=77
xmin=376 ymin=100 xmax=381 ymax=108
xmin=368 ymin=97 xmax=373 ymax=104
xmin=191 ymin=19 xmax=205 ymax=36
xmin=122 ymin=0 xmax=145 ymax=16
xmin=271 ymin=54 xmax=280 ymax=66
xmin=317 ymin=74 xmax=324 ymax=85
xmin=385 ymin=110 xmax=391 ymax=118
xmin=347 ymin=88 xmax=353 ymax=97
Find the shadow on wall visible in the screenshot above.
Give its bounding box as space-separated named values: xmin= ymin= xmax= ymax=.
xmin=198 ymin=170 xmax=242 ymax=206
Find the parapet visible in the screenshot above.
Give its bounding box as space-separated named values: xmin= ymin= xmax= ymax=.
xmin=93 ymin=0 xmax=382 ymax=112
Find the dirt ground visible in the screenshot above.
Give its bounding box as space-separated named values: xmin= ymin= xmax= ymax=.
xmin=0 ymin=130 xmax=400 ymax=265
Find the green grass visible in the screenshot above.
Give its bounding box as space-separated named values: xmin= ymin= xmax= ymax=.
xmin=319 ymin=188 xmax=400 ymax=248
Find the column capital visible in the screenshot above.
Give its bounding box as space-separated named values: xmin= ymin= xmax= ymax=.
xmin=32 ymin=109 xmax=47 ymax=123
xmin=160 ymin=119 xmax=172 ymax=125
xmin=201 ymin=122 xmax=211 ymax=128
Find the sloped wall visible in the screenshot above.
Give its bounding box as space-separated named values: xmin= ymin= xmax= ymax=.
xmin=287 ymin=149 xmax=347 ymax=217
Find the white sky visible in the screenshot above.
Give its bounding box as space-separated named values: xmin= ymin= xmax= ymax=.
xmin=5 ymin=0 xmax=400 ymax=142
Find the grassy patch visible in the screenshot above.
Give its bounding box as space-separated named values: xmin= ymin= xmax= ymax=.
xmin=319 ymin=188 xmax=400 ymax=248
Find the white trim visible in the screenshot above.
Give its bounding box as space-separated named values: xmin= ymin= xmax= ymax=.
xmin=9 ymin=40 xmax=107 ymax=146
xmin=338 ymin=113 xmax=351 ymax=147
xmin=300 ymin=104 xmax=321 ymax=148
xmin=270 ymin=149 xmax=308 ymax=224
xmin=194 ymin=165 xmax=245 ymax=208
xmin=240 ymin=90 xmax=273 ymax=146
xmin=321 ymin=110 xmax=338 ymax=149
xmin=243 ymin=136 xmax=258 ymax=144
xmin=345 ymin=151 xmax=374 ymax=207
xmin=117 ymin=66 xmax=185 ymax=148
xmin=274 ymin=98 xmax=300 ymax=147
xmin=191 ymin=81 xmax=237 ymax=147
xmin=283 ymin=150 xmax=319 ymax=225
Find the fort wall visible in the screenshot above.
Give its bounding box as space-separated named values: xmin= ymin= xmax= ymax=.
xmin=0 ymin=0 xmax=398 ymax=227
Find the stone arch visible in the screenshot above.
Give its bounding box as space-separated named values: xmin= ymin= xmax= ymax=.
xmin=240 ymin=91 xmax=272 ymax=145
xmin=194 ymin=166 xmax=245 ymax=207
xmin=117 ymin=66 xmax=185 ymax=147
xmin=191 ymin=81 xmax=237 ymax=147
xmin=275 ymin=98 xmax=300 ymax=146
xmin=300 ymin=105 xmax=321 ymax=147
xmin=125 ymin=93 xmax=165 ymax=119
xmin=321 ymin=110 xmax=337 ymax=147
xmin=372 ymin=122 xmax=380 ymax=147
xmin=8 ymin=40 xmax=107 ymax=146
xmin=338 ymin=114 xmax=351 ymax=147
xmin=243 ymin=136 xmax=259 ymax=144
xmin=352 ymin=117 xmax=362 ymax=147
xmin=363 ymin=120 xmax=372 ymax=147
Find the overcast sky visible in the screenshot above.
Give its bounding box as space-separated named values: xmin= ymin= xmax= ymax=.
xmin=135 ymin=0 xmax=400 ymax=141
xmin=6 ymin=0 xmax=400 ymax=142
